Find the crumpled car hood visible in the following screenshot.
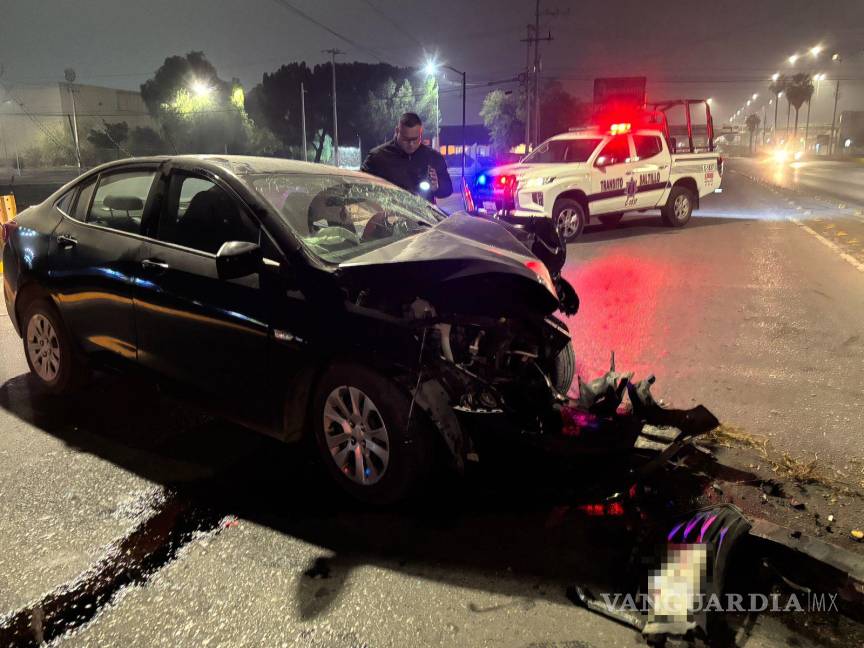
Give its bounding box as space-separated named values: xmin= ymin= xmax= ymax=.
xmin=337 ymin=213 xmax=559 ymax=314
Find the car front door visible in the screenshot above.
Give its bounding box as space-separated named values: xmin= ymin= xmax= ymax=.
xmin=589 ymin=134 xmax=637 ymax=215
xmin=51 ymin=167 xmax=158 ymax=361
xmin=134 ymin=170 xmax=273 ymax=403
xmin=630 ymin=134 xmax=670 ymax=208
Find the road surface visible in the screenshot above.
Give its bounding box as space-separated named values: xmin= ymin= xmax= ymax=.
xmin=1 ymin=159 xmax=863 ymax=646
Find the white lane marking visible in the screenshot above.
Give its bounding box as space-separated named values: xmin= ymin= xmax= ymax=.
xmin=789 ymin=218 xmax=864 ymax=273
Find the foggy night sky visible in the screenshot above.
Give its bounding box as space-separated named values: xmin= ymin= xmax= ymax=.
xmin=2 ymin=0 xmax=863 ymax=126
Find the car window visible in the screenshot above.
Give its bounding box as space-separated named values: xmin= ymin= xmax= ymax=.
xmin=595 ymin=136 xmax=631 ymax=166
xmin=55 ymin=190 xmax=75 ymax=215
xmin=158 ymin=174 xmax=259 ymax=255
xmin=71 ymin=178 xmax=97 ymax=222
xmin=523 ymin=138 xmax=601 ymax=164
xmin=88 ymin=170 xmax=156 ymax=234
xmin=634 ymin=135 xmax=663 ymax=160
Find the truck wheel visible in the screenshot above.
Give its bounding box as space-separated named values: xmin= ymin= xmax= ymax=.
xmin=598 ymin=213 xmax=624 ymax=227
xmin=21 ymin=298 xmax=89 ymax=395
xmin=662 ymin=187 xmax=694 ymax=227
xmin=310 ymin=362 xmax=435 ymax=505
xmin=551 ymin=342 xmax=576 ymax=395
xmin=553 ymin=199 xmax=585 ymax=242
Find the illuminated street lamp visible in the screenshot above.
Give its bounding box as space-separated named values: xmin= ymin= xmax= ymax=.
xmin=788 ymin=54 xmax=799 ymax=65
xmin=771 ymin=72 xmax=780 ymax=82
xmin=810 ymin=45 xmax=823 ymax=58
xmin=422 ymin=59 xmax=467 ymax=182
xmin=191 ymin=80 xmax=212 ymax=98
xmin=706 ymin=97 xmax=713 ymax=105
xmin=752 ymin=93 xmax=758 ymax=100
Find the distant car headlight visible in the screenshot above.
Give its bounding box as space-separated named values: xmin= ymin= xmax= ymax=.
xmin=524 ymin=176 xmax=556 ymax=189
xmin=773 ymin=149 xmax=788 ymax=163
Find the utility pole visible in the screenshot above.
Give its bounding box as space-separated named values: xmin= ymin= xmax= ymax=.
xmin=525 ymin=1 xmax=557 ymax=147
xmin=762 ymin=103 xmax=767 ymax=147
xmin=521 ymin=24 xmax=533 ymax=150
xmin=829 ymin=79 xmax=840 ymax=156
xmin=300 ymin=82 xmax=308 ymax=161
xmin=322 ymin=48 xmax=343 ymax=167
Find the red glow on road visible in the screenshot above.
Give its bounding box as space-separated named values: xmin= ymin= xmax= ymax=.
xmin=559 ymin=250 xmax=708 ymax=386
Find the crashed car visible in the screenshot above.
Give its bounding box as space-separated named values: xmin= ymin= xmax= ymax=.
xmin=2 ymin=155 xmax=579 ymax=504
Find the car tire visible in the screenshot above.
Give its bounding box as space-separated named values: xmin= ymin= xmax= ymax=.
xmin=661 ymin=186 xmax=695 ymax=227
xmin=553 ymin=199 xmax=586 ymax=242
xmin=598 ymin=213 xmax=624 ymax=227
xmin=310 ymin=362 xmax=435 ymax=505
xmin=21 ymin=298 xmax=89 ymax=395
xmin=551 ymin=342 xmax=576 ymax=395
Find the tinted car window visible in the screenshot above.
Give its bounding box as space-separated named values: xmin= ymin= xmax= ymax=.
xmin=88 ymin=171 xmax=156 ymax=234
xmin=159 ymin=174 xmax=259 ymax=255
xmin=596 ymin=136 xmax=631 ymax=166
xmin=71 ymin=178 xmax=97 ymax=222
xmin=634 ymin=135 xmax=663 ymax=160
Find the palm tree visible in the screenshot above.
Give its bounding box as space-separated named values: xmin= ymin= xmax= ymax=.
xmin=768 ymin=74 xmax=787 ymax=141
xmin=785 ymin=73 xmax=815 ymax=138
xmin=745 ymin=114 xmax=761 ymax=153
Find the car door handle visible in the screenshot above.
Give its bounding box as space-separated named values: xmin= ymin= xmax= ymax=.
xmin=57 ymin=234 xmax=77 ymax=249
xmin=141 ymin=259 xmax=170 ymax=271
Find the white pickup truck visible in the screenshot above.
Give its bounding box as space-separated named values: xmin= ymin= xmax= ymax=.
xmin=468 ymin=120 xmax=723 ymax=241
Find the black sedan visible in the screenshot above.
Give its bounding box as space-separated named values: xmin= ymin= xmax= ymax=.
xmin=2 ymin=156 xmax=577 ymax=504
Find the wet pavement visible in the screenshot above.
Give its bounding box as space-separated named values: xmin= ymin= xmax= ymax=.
xmin=2 ymin=159 xmax=864 ymax=646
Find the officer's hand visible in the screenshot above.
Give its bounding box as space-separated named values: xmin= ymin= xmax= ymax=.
xmin=428 ymin=167 xmax=439 ymax=192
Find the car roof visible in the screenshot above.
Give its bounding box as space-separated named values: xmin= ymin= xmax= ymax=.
xmin=84 ymin=154 xmax=371 ymax=181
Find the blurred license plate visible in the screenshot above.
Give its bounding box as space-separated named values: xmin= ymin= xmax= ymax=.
xmin=483 ymin=201 xmax=497 ymax=211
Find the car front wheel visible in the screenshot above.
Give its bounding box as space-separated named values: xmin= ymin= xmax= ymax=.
xmin=311 ymin=362 xmax=434 ymax=505
xmin=553 ymin=199 xmax=586 ymax=242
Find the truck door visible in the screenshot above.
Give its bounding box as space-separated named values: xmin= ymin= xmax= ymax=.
xmin=630 ymin=134 xmax=669 ymax=208
xmin=589 ymin=135 xmax=637 ymax=215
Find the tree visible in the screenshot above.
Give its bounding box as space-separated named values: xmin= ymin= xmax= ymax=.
xmin=480 ymin=89 xmax=524 ymax=152
xmin=768 ymin=74 xmax=788 ymax=139
xmin=86 ymin=121 xmax=130 ymax=163
xmin=141 ymin=52 xmax=278 ymax=155
xmin=246 ymin=61 xmax=427 ymax=162
xmin=745 ymin=113 xmax=761 ymax=153
xmin=784 ymin=73 xmax=815 ymax=137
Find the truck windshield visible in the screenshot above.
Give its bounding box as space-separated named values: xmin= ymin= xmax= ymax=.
xmin=522 ymin=138 xmax=602 ymax=164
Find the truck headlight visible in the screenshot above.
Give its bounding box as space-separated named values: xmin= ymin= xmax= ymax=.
xmin=525 ymin=176 xmax=555 ymax=189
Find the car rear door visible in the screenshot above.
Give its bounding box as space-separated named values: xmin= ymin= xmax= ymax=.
xmin=133 ymin=168 xmax=273 ymax=403
xmin=51 ymin=166 xmax=158 ymax=361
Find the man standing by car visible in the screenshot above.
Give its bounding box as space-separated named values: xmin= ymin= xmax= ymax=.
xmin=361 ymin=112 xmax=453 ymax=203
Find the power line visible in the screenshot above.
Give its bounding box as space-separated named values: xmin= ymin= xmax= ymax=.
xmin=357 ymin=0 xmax=424 ymax=49
xmin=266 ymin=0 xmax=387 ymax=62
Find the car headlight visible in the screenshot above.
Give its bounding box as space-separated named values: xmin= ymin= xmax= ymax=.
xmin=524 ymin=176 xmax=556 ymax=189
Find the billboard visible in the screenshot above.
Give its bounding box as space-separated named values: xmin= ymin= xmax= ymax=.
xmin=593 ymin=77 xmax=647 ymax=109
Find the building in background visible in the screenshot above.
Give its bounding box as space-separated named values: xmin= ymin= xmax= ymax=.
xmin=0 ymin=83 xmax=157 ymax=168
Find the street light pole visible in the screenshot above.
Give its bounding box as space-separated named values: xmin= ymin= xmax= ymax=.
xmin=64 ymin=69 xmax=81 ymax=170
xmin=300 ymin=82 xmax=308 ymax=161
xmin=829 ymin=78 xmax=840 ymax=156
xmin=323 ymin=49 xmax=342 ymax=167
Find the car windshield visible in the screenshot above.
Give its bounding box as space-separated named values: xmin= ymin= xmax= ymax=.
xmin=242 ymin=173 xmax=446 ymax=263
xmin=522 ymin=138 xmax=602 ymax=164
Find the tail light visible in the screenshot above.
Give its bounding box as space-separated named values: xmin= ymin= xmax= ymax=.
xmin=525 ymin=259 xmax=556 ymax=296
xmin=0 ymin=219 xmax=17 ymax=245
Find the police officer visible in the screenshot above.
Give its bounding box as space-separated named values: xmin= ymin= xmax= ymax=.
xmin=361 ymin=112 xmax=453 ymax=202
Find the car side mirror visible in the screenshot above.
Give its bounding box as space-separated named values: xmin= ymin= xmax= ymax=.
xmin=594 ymin=156 xmax=618 ymax=169
xmin=216 ymin=241 xmax=263 ymax=280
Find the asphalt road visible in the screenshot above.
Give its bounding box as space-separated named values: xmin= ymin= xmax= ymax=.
xmin=1 ymin=160 xmax=864 ymax=646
